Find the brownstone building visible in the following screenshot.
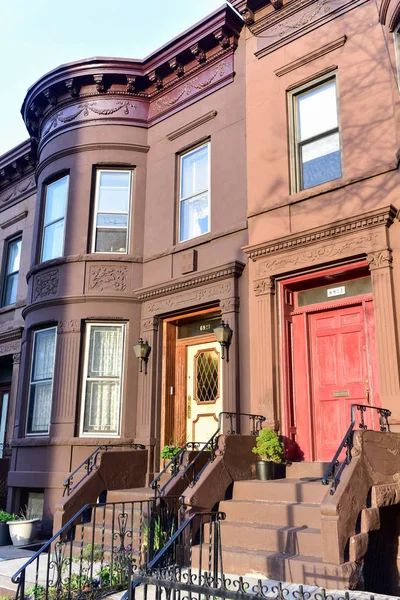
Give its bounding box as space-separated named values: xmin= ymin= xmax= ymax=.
xmin=2 ymin=0 xmax=400 ymax=590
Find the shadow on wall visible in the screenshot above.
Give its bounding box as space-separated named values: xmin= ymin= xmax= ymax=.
xmin=363 ymin=504 xmax=400 ymax=595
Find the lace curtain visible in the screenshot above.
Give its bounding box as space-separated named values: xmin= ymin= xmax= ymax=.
xmin=83 ymin=325 xmax=124 ymax=434
xmin=28 ymin=328 xmax=56 ymax=434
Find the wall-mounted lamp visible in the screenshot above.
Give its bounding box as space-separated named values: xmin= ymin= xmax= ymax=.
xmin=213 ymin=320 xmax=233 ymax=362
xmin=133 ymin=338 xmax=151 ymax=374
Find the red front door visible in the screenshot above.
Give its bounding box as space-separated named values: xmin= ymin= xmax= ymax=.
xmin=309 ymin=302 xmax=380 ymax=461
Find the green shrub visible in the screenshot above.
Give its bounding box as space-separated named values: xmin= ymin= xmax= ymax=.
xmin=160 ymin=445 xmax=181 ymax=460
xmin=252 ymin=428 xmax=284 ymax=463
xmin=0 ymin=510 xmax=17 ymax=522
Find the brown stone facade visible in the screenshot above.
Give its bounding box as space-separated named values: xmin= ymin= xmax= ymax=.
xmin=1 ymin=0 xmax=400 ymax=539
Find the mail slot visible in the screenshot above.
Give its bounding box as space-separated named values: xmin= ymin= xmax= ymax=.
xmin=333 ymin=390 xmax=350 ymax=397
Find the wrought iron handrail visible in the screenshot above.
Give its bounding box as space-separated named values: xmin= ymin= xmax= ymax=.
xmin=126 ymin=510 xmax=226 ymax=600
xmin=12 ymin=495 xmax=183 ymax=600
xmin=63 ymin=442 xmax=145 ymax=496
xmin=149 ymin=441 xmax=208 ymax=498
xmin=180 ymin=412 xmax=265 ymax=488
xmin=322 ymin=403 xmax=391 ymax=494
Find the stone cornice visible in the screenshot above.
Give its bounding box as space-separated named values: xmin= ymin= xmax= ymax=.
xmin=0 ymin=140 xmax=37 ymax=195
xmin=274 ymin=36 xmax=346 ymax=76
xmin=243 ymin=205 xmax=399 ymax=261
xmin=136 ymin=261 xmax=246 ymax=301
xmin=21 ymin=5 xmax=243 ymax=147
xmin=0 ymin=327 xmax=23 ymax=345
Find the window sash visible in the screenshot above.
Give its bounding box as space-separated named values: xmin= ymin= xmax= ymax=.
xmin=2 ymin=236 xmax=21 ymax=306
xmin=178 ymin=143 xmax=210 ymax=243
xmin=41 ymin=175 xmax=69 ymax=262
xmin=81 ymin=323 xmax=125 ymax=436
xmin=290 ymin=76 xmax=342 ymax=192
xmin=92 ymin=170 xmax=132 ymax=253
xmin=26 ymin=327 xmax=57 ymax=436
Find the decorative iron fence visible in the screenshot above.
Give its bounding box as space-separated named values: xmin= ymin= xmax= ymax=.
xmin=150 ymin=442 xmax=208 ymax=498
xmin=322 ymin=403 xmax=391 ymax=494
xmin=12 ymin=496 xmax=182 ymax=600
xmin=62 ymin=443 xmax=145 ymax=497
xmin=180 ymin=412 xmax=265 ymax=488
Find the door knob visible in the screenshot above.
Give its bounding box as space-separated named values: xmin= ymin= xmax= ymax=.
xmin=365 ymin=387 xmax=370 ymax=403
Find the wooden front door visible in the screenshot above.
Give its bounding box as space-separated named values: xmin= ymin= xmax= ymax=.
xmin=186 ymin=342 xmax=221 ymax=442
xmin=309 ymin=302 xmax=380 ymax=460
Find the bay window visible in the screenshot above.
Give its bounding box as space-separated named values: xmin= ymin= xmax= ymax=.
xmin=81 ymin=323 xmax=125 ymax=436
xmin=41 ymin=175 xmax=69 ymax=262
xmin=92 ymin=170 xmax=132 ymax=253
xmin=179 ymin=143 xmax=210 ymax=242
xmin=289 ymin=76 xmax=342 ymax=192
xmin=27 ymin=327 xmax=57 ymax=435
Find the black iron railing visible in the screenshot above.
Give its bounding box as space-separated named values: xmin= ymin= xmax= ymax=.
xmin=149 ymin=441 xmax=208 ymax=498
xmin=63 ymin=443 xmax=145 ymax=497
xmin=180 ymin=412 xmax=265 ymax=488
xmin=322 ymin=403 xmax=391 ymax=495
xmin=12 ymin=495 xmax=182 ymax=600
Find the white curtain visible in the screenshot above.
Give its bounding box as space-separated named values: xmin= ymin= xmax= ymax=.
xmin=29 ymin=329 xmax=56 ymax=434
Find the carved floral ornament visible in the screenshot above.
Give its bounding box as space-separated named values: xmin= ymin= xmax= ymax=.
xmin=0 ymin=175 xmax=36 ymax=206
xmin=88 ymin=266 xmax=128 ymax=293
xmin=33 ymin=269 xmax=59 ymax=302
xmin=367 ymin=250 xmax=393 ymax=270
xmin=57 ymin=320 xmax=81 ymax=334
xmin=0 ymin=342 xmax=20 ymax=357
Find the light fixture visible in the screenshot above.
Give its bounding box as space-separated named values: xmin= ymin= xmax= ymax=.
xmin=133 ymin=338 xmax=151 ymax=374
xmin=213 ymin=320 xmax=233 ymax=362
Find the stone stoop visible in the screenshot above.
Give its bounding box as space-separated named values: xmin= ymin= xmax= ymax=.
xmin=197 ymin=477 xmax=361 ymax=589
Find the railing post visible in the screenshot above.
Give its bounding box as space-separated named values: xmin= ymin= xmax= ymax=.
xmin=18 ymin=571 xmax=25 ymax=600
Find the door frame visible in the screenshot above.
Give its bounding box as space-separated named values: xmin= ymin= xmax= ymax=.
xmin=279 ymin=260 xmax=380 ymax=461
xmin=160 ymin=307 xmax=221 ymax=452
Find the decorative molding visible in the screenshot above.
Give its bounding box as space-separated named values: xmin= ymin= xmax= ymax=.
xmin=0 ymin=341 xmax=20 ymax=357
xmin=253 ymin=278 xmax=275 ymax=296
xmin=33 ymin=269 xmax=59 ymax=301
xmin=145 ymin=281 xmax=234 ymax=317
xmin=0 ymin=327 xmax=23 ymax=345
xmin=367 ymin=250 xmax=393 ymax=270
xmin=0 ymin=175 xmax=36 ymax=208
xmin=167 ymin=110 xmax=217 ymax=141
xmin=141 ymin=317 xmax=160 ymax=332
xmin=244 ymin=206 xmax=398 ymax=261
xmin=274 ymin=36 xmax=347 ymax=77
xmin=220 ymin=297 xmax=240 ymax=312
xmin=57 ymin=319 xmax=81 ymax=334
xmin=137 ymin=261 xmax=245 ymax=301
xmin=12 ymin=352 xmax=21 ymax=364
xmin=255 ymin=234 xmax=380 ymax=276
xmin=88 ymin=265 xmax=128 ymax=292
xmin=254 ymin=0 xmax=367 ymax=58
xmin=0 ymin=211 xmax=28 ymax=229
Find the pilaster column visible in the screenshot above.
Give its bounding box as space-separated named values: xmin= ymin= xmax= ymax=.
xmin=367 ymin=249 xmax=400 ymax=416
xmin=6 ymin=352 xmax=21 ymax=449
xmin=252 ymin=277 xmax=278 ymax=429
xmin=220 ymin=296 xmax=240 ymax=418
xmin=50 ymin=320 xmax=82 ymax=437
xmin=136 ymin=317 xmax=159 ymax=444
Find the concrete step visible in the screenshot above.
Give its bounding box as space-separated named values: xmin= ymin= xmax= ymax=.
xmin=203 ymin=545 xmax=356 ymax=588
xmin=285 ymin=462 xmax=330 ymax=480
xmin=107 ymin=488 xmax=153 ymax=503
xmin=232 ymin=479 xmax=327 ymax=504
xmin=214 ymin=521 xmax=322 ymax=557
xmin=219 ymin=500 xmax=321 ymax=528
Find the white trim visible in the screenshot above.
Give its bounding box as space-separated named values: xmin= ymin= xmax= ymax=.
xmin=0 ymin=393 xmax=8 ymax=458
xmin=26 ymin=326 xmax=57 ymax=437
xmin=178 ymin=142 xmax=211 ymax=243
xmin=40 ymin=175 xmax=69 ymax=263
xmin=91 ymin=169 xmax=133 ymax=254
xmin=79 ymin=322 xmax=125 ymax=437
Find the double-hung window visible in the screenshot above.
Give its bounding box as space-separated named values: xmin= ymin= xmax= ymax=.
xmin=179 ymin=143 xmax=210 ymax=243
xmin=27 ymin=327 xmax=57 ymax=435
xmin=41 ymin=175 xmax=69 ymax=262
xmin=81 ymin=323 xmax=125 ymax=436
xmin=289 ymin=76 xmax=342 ymax=192
xmin=92 ymin=170 xmax=132 ymax=253
xmin=2 ymin=235 xmax=21 ymax=306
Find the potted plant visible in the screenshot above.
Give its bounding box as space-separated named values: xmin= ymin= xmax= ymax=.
xmin=252 ymin=428 xmax=285 ymax=480
xmin=0 ymin=510 xmax=17 ymax=545
xmin=160 ymin=444 xmax=182 ymax=472
xmin=7 ymin=507 xmax=40 ymax=547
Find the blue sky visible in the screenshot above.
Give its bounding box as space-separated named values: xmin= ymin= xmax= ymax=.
xmin=0 ymin=0 xmax=225 ymax=155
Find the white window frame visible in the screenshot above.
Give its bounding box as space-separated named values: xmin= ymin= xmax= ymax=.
xmin=1 ymin=234 xmax=22 ymax=307
xmin=91 ymin=169 xmax=132 ymax=254
xmin=394 ymin=26 xmax=400 ymax=86
xmin=40 ymin=175 xmax=69 ymax=263
xmin=80 ymin=322 xmax=125 ymax=438
xmin=26 ymin=327 xmax=57 ymax=437
xmin=288 ymin=74 xmax=342 ymax=193
xmin=178 ymin=142 xmax=211 ymax=243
